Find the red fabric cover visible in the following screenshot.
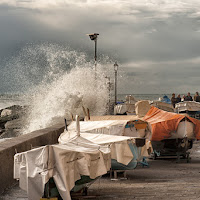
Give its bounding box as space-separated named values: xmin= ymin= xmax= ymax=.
xmin=143 ymin=106 xmax=200 ymax=141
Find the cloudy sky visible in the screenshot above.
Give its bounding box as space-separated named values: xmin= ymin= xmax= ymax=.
xmin=1 ymin=0 xmax=200 ymax=94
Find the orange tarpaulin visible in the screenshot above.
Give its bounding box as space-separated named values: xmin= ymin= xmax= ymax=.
xmin=143 ymin=106 xmax=200 ymax=141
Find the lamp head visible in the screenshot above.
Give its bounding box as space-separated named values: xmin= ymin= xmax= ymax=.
xmin=87 ymin=33 xmax=99 ymax=41
xmin=114 ymin=62 xmax=118 ymax=71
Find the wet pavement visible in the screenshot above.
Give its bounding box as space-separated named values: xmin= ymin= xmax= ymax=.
xmin=1 ymin=141 xmax=200 ymax=200
xmin=0 ymin=185 xmax=27 ymax=200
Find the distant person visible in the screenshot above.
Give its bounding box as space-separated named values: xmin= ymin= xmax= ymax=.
xmin=184 ymin=92 xmax=193 ymax=101
xmin=176 ymin=94 xmax=181 ymax=103
xmin=194 ymin=92 xmax=200 ymax=102
xmin=171 ymin=93 xmax=177 ymax=108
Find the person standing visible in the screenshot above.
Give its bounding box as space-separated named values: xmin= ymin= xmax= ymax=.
xmin=171 ymin=93 xmax=177 ymax=108
xmin=194 ymin=92 xmax=200 ymax=102
xmin=176 ymin=94 xmax=181 ymax=103
xmin=184 ymin=92 xmax=193 ymax=101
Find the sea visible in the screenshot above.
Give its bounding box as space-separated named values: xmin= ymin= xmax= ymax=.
xmin=0 ymin=94 xmax=25 ymax=110
xmin=118 ymin=94 xmax=169 ymax=102
xmin=0 ymin=93 xmax=171 ymax=110
xmin=1 ymin=93 xmax=194 ymax=110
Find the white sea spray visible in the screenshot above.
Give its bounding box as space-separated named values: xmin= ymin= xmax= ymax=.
xmin=24 ymin=66 xmax=111 ymax=133
xmin=15 ymin=44 xmax=113 ymax=133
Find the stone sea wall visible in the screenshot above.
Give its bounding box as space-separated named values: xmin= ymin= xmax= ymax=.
xmin=0 ymin=122 xmax=65 ymax=195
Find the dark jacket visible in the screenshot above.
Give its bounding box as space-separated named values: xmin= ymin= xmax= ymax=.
xmin=195 ymin=95 xmax=200 ymax=102
xmin=171 ymin=97 xmax=177 ymax=108
xmin=176 ymin=97 xmax=181 ymax=103
xmin=184 ymin=95 xmax=193 ymax=101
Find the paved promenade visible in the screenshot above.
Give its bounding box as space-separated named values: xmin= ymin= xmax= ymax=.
xmin=1 ymin=141 xmax=200 ymax=200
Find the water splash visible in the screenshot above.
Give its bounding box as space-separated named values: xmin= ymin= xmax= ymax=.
xmin=11 ymin=43 xmax=114 ymax=133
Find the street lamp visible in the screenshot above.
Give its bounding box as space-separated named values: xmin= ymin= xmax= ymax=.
xmin=87 ymin=33 xmax=99 ymax=72
xmin=114 ymin=62 xmax=118 ymax=105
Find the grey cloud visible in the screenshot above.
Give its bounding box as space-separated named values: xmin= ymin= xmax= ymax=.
xmin=1 ymin=1 xmax=200 ymax=93
xmin=118 ymin=61 xmax=200 ymax=94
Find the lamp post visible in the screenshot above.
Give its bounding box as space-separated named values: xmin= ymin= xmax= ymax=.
xmin=87 ymin=33 xmax=99 ymax=73
xmin=114 ymin=62 xmax=118 ymax=105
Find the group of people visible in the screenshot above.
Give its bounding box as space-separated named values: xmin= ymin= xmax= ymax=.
xmin=171 ymin=92 xmax=200 ymax=108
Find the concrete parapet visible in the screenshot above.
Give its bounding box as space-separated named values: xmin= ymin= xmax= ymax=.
xmin=0 ymin=123 xmax=65 ymax=195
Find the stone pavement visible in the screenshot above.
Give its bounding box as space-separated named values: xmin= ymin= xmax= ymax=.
xmin=1 ymin=141 xmax=200 ymax=200
xmin=0 ymin=184 xmax=27 ymax=200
